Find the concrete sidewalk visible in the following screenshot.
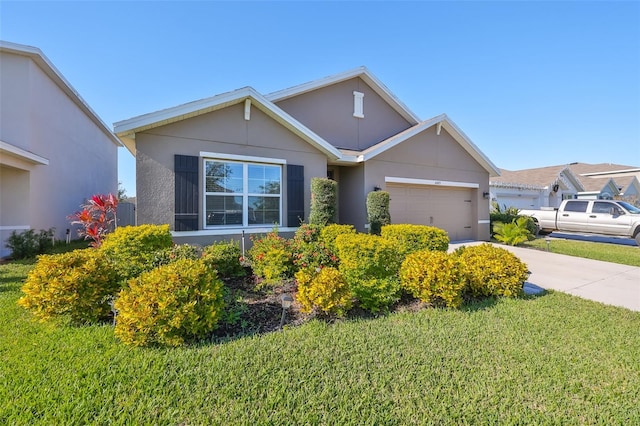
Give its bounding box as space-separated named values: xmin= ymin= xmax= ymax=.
xmin=449 ymin=242 xmax=640 ymax=312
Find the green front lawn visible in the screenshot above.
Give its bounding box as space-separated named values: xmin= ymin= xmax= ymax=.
xmin=521 ymin=237 xmax=640 ymax=267
xmin=2 ymin=262 xmax=639 ymax=424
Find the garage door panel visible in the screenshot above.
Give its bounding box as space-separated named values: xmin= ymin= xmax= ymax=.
xmin=388 ymin=184 xmax=473 ymax=241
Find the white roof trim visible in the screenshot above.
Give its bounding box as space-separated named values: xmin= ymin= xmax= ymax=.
xmin=356 ymin=114 xmax=500 ymax=177
xmin=114 ymin=87 xmax=342 ymax=160
xmin=0 ymin=140 xmax=49 ymax=165
xmin=0 ymin=41 xmax=122 ymax=149
xmin=265 ymin=66 xmax=420 ymax=125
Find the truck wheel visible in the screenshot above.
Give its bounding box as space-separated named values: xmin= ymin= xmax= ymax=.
xmin=635 ymin=232 xmax=640 ymax=247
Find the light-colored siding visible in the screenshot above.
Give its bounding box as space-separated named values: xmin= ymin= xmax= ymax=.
xmin=274 ymin=77 xmax=412 ymax=151
xmin=135 ymin=103 xmax=328 ymax=230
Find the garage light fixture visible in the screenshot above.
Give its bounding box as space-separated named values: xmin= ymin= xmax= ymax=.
xmin=482 ymin=192 xmax=490 ymax=199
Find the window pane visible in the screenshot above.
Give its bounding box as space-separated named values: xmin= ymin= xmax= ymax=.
xmin=248 ymin=164 xmax=280 ymax=194
xmin=205 ymin=161 xmax=243 ymax=193
xmin=206 ymin=196 xmax=243 ymax=225
xmin=248 ymin=196 xmax=280 ymax=225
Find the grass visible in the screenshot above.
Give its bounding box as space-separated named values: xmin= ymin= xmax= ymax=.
xmin=2 ymin=262 xmax=639 ymax=424
xmin=521 ymin=237 xmax=640 ymax=267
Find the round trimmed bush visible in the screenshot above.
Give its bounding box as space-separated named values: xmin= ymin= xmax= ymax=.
xmin=295 ymin=267 xmax=352 ymax=316
xmin=400 ymin=250 xmax=466 ymax=308
xmin=201 ymin=241 xmax=245 ymax=279
xmin=114 ymin=259 xmax=225 ymax=347
xmin=18 ymin=249 xmax=119 ymax=324
xmin=100 ymin=224 xmax=173 ymax=281
xmin=456 ymin=243 xmax=529 ymax=298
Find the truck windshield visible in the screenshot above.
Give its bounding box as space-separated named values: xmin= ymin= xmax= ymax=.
xmin=618 ymin=201 xmax=640 ymax=214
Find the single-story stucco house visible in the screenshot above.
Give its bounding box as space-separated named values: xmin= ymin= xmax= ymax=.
xmin=0 ymin=41 xmax=122 ymax=258
xmin=114 ymin=67 xmax=499 ymax=245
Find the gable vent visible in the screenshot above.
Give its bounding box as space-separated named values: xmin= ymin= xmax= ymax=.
xmin=353 ymin=91 xmax=364 ymax=118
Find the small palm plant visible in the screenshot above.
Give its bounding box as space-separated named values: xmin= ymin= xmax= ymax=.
xmin=493 ymin=217 xmax=535 ymax=246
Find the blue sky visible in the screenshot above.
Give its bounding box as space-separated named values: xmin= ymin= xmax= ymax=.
xmin=2 ymin=1 xmax=639 ymax=197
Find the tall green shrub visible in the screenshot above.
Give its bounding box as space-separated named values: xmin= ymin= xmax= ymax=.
xmin=6 ymin=228 xmax=55 ymax=259
xmin=309 ymin=178 xmax=337 ymax=226
xmin=367 ymin=191 xmax=390 ymax=235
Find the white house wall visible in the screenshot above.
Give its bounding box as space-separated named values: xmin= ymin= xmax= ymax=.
xmin=0 ymin=49 xmax=118 ymax=257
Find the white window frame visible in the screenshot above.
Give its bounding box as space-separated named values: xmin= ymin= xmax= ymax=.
xmin=202 ymin=153 xmax=285 ymax=229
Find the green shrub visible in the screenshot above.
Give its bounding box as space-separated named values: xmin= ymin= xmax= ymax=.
xmin=335 ymin=233 xmax=402 ymax=313
xmin=6 ymin=228 xmax=55 ymax=259
xmin=381 ymin=224 xmax=449 ymax=257
xmin=114 ymin=259 xmax=225 ymax=347
xmin=318 ymin=224 xmax=356 ymax=255
xmin=400 ymin=250 xmax=466 ymax=308
xmin=201 ymin=241 xmax=246 ymax=279
xmin=100 ymin=224 xmax=173 ymax=281
xmin=248 ymin=230 xmax=294 ymax=286
xmin=291 ymin=240 xmax=338 ymax=272
xmin=490 ymin=202 xmax=537 ymax=237
xmin=456 ymin=243 xmax=529 ymax=298
xmin=152 ymin=243 xmax=203 ymax=268
xmin=295 ymin=267 xmax=352 ymax=316
xmin=493 ymin=217 xmax=535 ymax=246
xmin=309 ymin=178 xmax=337 ymax=226
xmin=367 ymin=191 xmax=390 ymax=235
xmin=18 ymin=249 xmax=119 ymax=324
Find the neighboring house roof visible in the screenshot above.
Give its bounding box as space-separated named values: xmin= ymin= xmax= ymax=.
xmin=566 ymin=162 xmax=640 ymax=177
xmin=265 ymin=66 xmax=421 ymax=125
xmin=114 ymin=68 xmax=499 ymax=176
xmin=0 ymin=41 xmax=122 ymax=148
xmin=490 ymin=165 xmax=582 ymax=191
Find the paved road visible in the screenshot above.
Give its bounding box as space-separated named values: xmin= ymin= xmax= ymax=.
xmin=449 ymin=242 xmax=640 ymax=312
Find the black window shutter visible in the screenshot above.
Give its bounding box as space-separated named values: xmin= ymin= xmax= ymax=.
xmin=174 ymin=155 xmax=199 ymax=231
xmin=287 ymin=164 xmax=304 ymax=226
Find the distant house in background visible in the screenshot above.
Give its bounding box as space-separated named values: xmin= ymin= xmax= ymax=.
xmin=115 ymin=67 xmax=499 ymax=245
xmin=490 ymin=162 xmax=640 ymax=210
xmin=0 ymin=41 xmax=122 ymax=258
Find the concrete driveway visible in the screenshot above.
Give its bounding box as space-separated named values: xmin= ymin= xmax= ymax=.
xmin=449 ymin=242 xmax=640 ymax=312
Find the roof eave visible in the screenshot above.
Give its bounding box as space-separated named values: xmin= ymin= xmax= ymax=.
xmin=0 ymin=41 xmax=123 ymax=148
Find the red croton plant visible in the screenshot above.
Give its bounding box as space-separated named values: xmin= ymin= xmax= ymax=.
xmin=68 ymin=193 xmax=119 ymax=247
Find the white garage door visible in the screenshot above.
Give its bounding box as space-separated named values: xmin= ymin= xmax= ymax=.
xmin=387 ymin=184 xmax=474 ymax=241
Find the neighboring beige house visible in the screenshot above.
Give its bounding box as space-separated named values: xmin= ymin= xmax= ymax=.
xmin=115 ymin=67 xmax=499 ymax=244
xmin=0 ymin=41 xmax=122 ymax=258
xmin=490 ymin=162 xmax=640 ymax=210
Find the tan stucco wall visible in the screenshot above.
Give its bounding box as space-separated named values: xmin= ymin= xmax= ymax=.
xmin=0 ymin=51 xmax=118 ymax=257
xmin=363 ymin=126 xmax=491 ymax=240
xmin=135 ymin=103 xmax=328 ymax=230
xmin=274 ymin=77 xmax=412 ymax=151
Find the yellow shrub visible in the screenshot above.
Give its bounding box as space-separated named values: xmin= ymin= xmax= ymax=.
xmin=334 ymin=233 xmax=402 ymax=313
xmin=100 ymin=224 xmax=173 ymax=281
xmin=400 ymin=250 xmax=466 ymax=308
xmin=318 ymin=224 xmax=356 ymax=254
xmin=456 ymin=244 xmax=529 ymax=298
xmin=114 ymin=259 xmax=224 ymax=347
xmin=18 ymin=249 xmax=119 ymax=324
xmin=295 ymin=267 xmax=352 ymax=316
xmin=381 ymin=224 xmax=449 ymax=256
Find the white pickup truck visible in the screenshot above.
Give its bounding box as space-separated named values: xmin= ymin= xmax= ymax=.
xmin=520 ymin=199 xmax=640 ymax=245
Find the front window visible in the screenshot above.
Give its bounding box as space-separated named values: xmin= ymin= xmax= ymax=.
xmin=204 ymin=159 xmax=281 ymax=227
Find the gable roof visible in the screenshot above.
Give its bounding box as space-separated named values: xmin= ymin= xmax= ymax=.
xmin=114 ymin=87 xmax=342 ymax=159
xmin=349 ymin=114 xmax=500 ymax=176
xmin=0 ymin=41 xmax=122 ymax=148
xmin=491 ymin=165 xmax=583 ymax=191
xmin=114 ymin=68 xmax=498 ymax=176
xmin=266 ymin=66 xmax=420 ymax=125
xmin=567 ymin=162 xmax=640 ymax=176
